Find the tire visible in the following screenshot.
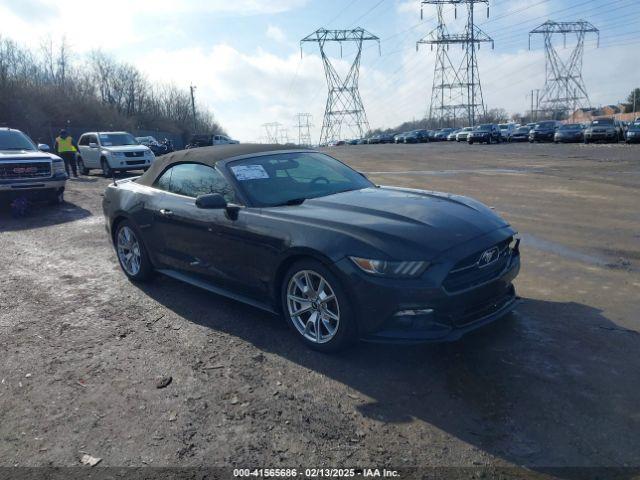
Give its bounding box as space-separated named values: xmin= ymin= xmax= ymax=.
xmin=281 ymin=259 xmax=356 ymax=352
xmin=48 ymin=188 xmax=64 ymax=205
xmin=77 ymin=157 xmax=90 ymax=176
xmin=468 ymin=141 xmax=474 ymax=145
xmin=114 ymin=220 xmax=154 ymax=282
xmin=101 ymin=158 xmax=113 ymax=178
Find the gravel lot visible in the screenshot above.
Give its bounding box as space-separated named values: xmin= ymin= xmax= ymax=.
xmin=1 ymin=142 xmax=639 ymax=477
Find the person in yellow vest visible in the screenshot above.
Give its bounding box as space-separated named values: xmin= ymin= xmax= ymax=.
xmin=54 ymin=129 xmax=79 ymax=177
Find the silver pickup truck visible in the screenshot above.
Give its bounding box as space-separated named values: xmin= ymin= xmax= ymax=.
xmin=0 ymin=128 xmax=68 ymax=204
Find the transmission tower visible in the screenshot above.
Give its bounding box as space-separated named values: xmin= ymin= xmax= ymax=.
xmin=295 ymin=113 xmax=314 ymax=146
xmin=262 ymin=122 xmax=282 ymax=144
xmin=529 ymin=20 xmax=599 ymax=119
xmin=417 ymin=1 xmax=493 ymax=127
xmin=301 ymin=28 xmax=380 ymax=145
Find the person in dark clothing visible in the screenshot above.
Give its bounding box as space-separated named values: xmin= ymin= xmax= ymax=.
xmin=54 ymin=129 xmax=79 ymax=177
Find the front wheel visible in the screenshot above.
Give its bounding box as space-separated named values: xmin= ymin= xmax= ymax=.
xmin=48 ymin=188 xmax=64 ymax=205
xmin=101 ymin=158 xmax=113 ymax=178
xmin=282 ymin=260 xmax=355 ymax=352
xmin=114 ymin=221 xmax=154 ymax=282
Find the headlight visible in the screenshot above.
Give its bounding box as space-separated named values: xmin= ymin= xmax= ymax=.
xmin=109 ymin=151 xmax=125 ymax=157
xmin=52 ymin=159 xmax=65 ymax=174
xmin=349 ymin=257 xmax=429 ymax=278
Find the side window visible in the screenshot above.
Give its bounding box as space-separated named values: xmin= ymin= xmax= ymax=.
xmin=79 ymin=135 xmax=89 ymax=146
xmin=89 ymin=134 xmax=98 ymax=145
xmin=153 ymin=168 xmax=172 ymax=192
xmin=156 ymin=163 xmax=235 ymax=201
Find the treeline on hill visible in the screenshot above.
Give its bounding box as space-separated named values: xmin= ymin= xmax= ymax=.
xmin=0 ymin=36 xmax=224 ymax=145
xmin=369 ymin=108 xmax=513 ymax=136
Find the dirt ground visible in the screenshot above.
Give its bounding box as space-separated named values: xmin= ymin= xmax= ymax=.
xmin=1 ymin=142 xmax=639 ymax=478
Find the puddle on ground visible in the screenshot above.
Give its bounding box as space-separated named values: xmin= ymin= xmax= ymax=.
xmin=521 ymin=233 xmax=636 ymax=272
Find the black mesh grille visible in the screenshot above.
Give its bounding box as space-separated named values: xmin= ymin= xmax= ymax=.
xmin=443 ymin=237 xmax=512 ymax=293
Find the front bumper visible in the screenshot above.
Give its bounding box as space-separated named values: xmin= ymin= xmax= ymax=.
xmin=626 ymin=134 xmax=640 ymax=143
xmin=585 ymin=131 xmax=617 ymax=141
xmin=529 ymin=131 xmax=554 ymax=141
xmin=468 ymin=134 xmax=490 ymax=142
xmin=334 ymin=232 xmax=521 ymax=343
xmin=0 ymin=175 xmax=66 ymax=192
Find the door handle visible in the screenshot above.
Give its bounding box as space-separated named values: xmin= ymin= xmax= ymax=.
xmin=159 ymin=209 xmax=173 ymax=217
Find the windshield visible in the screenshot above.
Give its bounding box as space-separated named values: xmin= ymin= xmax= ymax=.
xmin=560 ymin=124 xmax=582 ymax=130
xmin=476 ymin=124 xmax=493 ymax=131
xmin=516 ymin=127 xmax=529 ymax=133
xmin=591 ymin=119 xmax=614 ymax=126
xmin=136 ymin=136 xmax=157 ymax=144
xmin=629 ymin=123 xmax=640 ymax=131
xmin=535 ymin=122 xmax=556 ymax=129
xmin=228 ymin=152 xmax=374 ymax=207
xmin=99 ymin=133 xmax=138 ymax=146
xmin=499 ymin=124 xmax=509 ymax=129
xmin=0 ymin=130 xmax=37 ymax=152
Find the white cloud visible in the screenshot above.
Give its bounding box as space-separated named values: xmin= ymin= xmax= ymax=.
xmin=266 ymin=25 xmax=286 ymax=43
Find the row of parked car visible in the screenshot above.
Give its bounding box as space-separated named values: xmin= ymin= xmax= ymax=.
xmin=332 ymin=117 xmax=640 ymax=146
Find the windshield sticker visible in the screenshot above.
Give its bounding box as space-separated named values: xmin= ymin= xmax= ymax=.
xmin=231 ymin=165 xmax=269 ymax=181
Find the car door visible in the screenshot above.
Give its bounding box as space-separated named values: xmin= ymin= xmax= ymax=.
xmin=82 ymin=134 xmax=100 ymax=167
xmin=147 ymin=162 xmax=267 ymax=295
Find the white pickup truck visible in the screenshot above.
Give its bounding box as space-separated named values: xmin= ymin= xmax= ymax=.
xmin=0 ymin=128 xmax=67 ymax=204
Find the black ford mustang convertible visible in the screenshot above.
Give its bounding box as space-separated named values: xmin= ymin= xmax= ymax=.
xmin=103 ymin=145 xmax=520 ymax=351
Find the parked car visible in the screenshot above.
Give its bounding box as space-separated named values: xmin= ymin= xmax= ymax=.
xmin=554 ymin=123 xmax=584 ymax=143
xmin=103 ymin=145 xmax=521 ymax=351
xmin=404 ymin=130 xmax=430 ymax=143
xmin=0 ymin=127 xmax=67 ymax=204
xmin=427 ymin=130 xmax=439 ymax=141
xmin=378 ymin=133 xmax=395 ymax=144
xmin=455 ymin=127 xmax=473 ymax=142
xmin=187 ymin=134 xmax=240 ymax=149
xmin=529 ymin=121 xmax=561 ymax=143
xmin=367 ymin=135 xmax=381 ymax=145
xmin=583 ymin=118 xmax=623 ymax=143
xmin=346 ymin=139 xmax=359 ymax=145
xmin=136 ymin=136 xmax=161 ymax=154
xmin=625 ymin=122 xmax=640 ymax=144
xmin=434 ymin=128 xmax=456 ymax=141
xmin=447 ymin=129 xmax=461 ymax=141
xmin=356 ymin=138 xmax=369 ymax=145
xmin=77 ymin=131 xmax=156 ymax=178
xmin=508 ymin=126 xmax=531 ymax=142
xmin=468 ymin=124 xmax=502 ymax=144
xmin=394 ymin=133 xmax=407 ymax=144
xmin=498 ymin=123 xmax=518 ymax=139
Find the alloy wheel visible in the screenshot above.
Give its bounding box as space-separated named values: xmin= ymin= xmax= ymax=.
xmin=117 ymin=226 xmax=142 ymax=276
xmin=287 ymin=270 xmax=340 ymax=344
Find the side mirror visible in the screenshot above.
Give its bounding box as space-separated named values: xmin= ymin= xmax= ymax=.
xmin=89 ymin=142 xmax=98 ymax=148
xmin=38 ymin=143 xmax=50 ymax=152
xmin=196 ymin=193 xmax=227 ymax=209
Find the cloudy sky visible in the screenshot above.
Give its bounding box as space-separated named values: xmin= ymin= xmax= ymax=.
xmin=1 ymin=0 xmax=639 ymax=142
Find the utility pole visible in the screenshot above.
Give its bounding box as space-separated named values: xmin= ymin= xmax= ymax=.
xmin=301 ymin=28 xmax=380 ymax=145
xmin=529 ymin=20 xmax=599 ymax=119
xmin=295 ymin=113 xmax=314 ymax=147
xmin=262 ymin=122 xmax=282 ymax=144
xmin=417 ymin=1 xmax=494 ymax=128
xmin=189 ymin=84 xmax=197 ymax=133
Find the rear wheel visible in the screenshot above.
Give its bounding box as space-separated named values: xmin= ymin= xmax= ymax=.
xmin=115 ymin=220 xmax=154 ymax=282
xmin=282 ymin=259 xmax=355 ymax=352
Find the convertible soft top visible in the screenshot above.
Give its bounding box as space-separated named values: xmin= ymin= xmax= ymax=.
xmin=136 ymin=144 xmax=303 ymax=187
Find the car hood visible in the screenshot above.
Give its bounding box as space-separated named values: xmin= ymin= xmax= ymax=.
xmin=0 ymin=150 xmax=59 ymax=161
xmin=102 ymin=145 xmax=149 ymax=153
xmin=262 ymin=187 xmax=510 ymax=260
